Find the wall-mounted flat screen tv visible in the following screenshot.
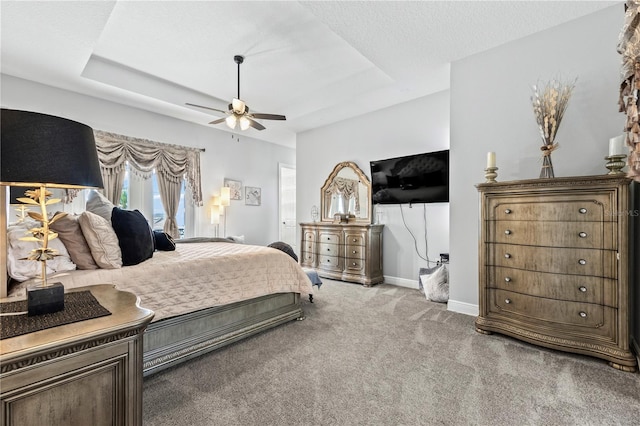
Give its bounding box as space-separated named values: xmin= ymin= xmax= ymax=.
xmin=370 ymin=150 xmax=449 ymax=204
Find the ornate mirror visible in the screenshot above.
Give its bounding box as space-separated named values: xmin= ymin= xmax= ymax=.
xmin=320 ymin=161 xmax=372 ymax=224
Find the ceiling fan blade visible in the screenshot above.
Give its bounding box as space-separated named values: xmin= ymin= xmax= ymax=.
xmin=250 ymin=113 xmax=286 ymax=121
xmin=246 ymin=117 xmax=266 ymax=131
xmin=208 ymin=117 xmax=227 ymax=125
xmin=185 ymin=103 xmax=228 ymax=114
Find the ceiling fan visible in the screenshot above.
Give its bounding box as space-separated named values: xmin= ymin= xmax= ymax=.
xmin=186 ymin=55 xmax=286 ymax=131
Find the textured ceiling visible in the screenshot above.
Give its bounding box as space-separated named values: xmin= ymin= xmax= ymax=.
xmin=0 ymin=1 xmax=619 ymax=147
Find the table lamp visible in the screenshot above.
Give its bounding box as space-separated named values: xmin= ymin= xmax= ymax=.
xmin=1 ymin=109 xmax=104 ymax=315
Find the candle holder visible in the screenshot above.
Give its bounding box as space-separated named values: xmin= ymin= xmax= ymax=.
xmin=605 ymin=155 xmax=627 ymax=175
xmin=484 ymin=167 xmax=498 ymax=183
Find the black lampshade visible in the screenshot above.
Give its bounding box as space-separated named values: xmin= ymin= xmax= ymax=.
xmin=1 ymin=109 xmax=103 ymax=189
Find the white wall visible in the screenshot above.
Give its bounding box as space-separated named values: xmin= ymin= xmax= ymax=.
xmin=297 ymin=90 xmax=450 ymax=286
xmin=450 ymin=5 xmax=624 ymax=314
xmin=1 ymin=74 xmax=295 ymax=246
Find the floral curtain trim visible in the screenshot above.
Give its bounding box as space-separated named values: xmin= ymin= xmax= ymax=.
xmin=618 ymin=1 xmax=640 ymax=180
xmin=93 ymin=130 xmax=204 ymax=206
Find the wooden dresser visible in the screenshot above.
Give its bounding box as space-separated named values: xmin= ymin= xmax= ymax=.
xmin=300 ymin=222 xmax=384 ymax=286
xmin=476 ymin=175 xmax=638 ymax=371
xmin=0 ymin=285 xmax=154 ymax=425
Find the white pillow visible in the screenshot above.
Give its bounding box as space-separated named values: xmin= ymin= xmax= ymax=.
xmin=86 ymin=190 xmax=114 ymax=222
xmin=420 ymin=264 xmax=449 ymax=303
xmin=78 ymin=211 xmax=122 ymax=269
xmin=6 ymin=220 xmax=77 ymax=282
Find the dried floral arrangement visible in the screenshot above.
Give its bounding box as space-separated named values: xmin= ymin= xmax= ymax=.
xmin=16 ymin=188 xmax=66 ymax=286
xmin=618 ymin=0 xmax=640 ymax=181
xmin=530 ymin=78 xmax=576 ymax=178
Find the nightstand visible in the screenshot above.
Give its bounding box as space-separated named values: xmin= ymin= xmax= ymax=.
xmin=0 ymin=285 xmax=154 ymax=426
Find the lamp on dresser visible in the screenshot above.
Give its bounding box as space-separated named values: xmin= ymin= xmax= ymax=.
xmin=0 ymin=109 xmax=104 ymax=315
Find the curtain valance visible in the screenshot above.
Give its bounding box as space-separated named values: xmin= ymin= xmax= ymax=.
xmin=93 ymin=130 xmax=204 ymax=206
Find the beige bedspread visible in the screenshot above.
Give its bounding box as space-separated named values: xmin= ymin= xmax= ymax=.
xmin=8 ymin=242 xmax=313 ymax=322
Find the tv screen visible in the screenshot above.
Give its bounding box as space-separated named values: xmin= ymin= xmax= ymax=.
xmin=370 ymin=150 xmax=449 ymax=205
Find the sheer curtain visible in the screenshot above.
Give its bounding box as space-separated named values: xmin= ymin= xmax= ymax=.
xmin=93 ymin=131 xmax=203 ymax=237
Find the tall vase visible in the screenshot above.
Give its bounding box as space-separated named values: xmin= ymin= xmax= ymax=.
xmin=540 ymin=153 xmax=555 ymax=178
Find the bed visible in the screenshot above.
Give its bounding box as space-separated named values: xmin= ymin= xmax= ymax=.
xmin=6 ymin=239 xmax=313 ymax=376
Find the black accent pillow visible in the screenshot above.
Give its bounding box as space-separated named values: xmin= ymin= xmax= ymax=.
xmin=110 ymin=208 xmax=154 ymax=266
xmin=153 ymin=231 xmax=176 ymax=251
xmin=268 ymin=241 xmax=298 ymax=263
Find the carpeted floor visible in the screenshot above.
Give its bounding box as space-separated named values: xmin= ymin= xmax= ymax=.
xmin=143 ymin=279 xmax=640 ymax=425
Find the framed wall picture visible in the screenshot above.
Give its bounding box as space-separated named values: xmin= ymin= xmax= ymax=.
xmin=245 ymin=186 xmax=261 ymax=206
xmin=224 ymin=178 xmax=242 ymax=200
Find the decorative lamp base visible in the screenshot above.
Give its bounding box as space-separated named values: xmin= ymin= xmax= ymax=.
xmin=27 ymin=282 xmax=65 ymax=316
xmin=484 ymin=167 xmax=498 ymax=183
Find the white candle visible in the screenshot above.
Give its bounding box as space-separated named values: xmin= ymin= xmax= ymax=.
xmin=609 ymin=134 xmax=626 ymax=157
xmin=487 ymin=152 xmax=496 ymax=168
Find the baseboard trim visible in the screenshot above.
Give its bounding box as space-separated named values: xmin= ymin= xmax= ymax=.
xmin=447 ymin=299 xmax=478 ymax=317
xmin=383 ymin=275 xmax=419 ymax=289
xmin=382 ymin=276 xmax=478 ymax=317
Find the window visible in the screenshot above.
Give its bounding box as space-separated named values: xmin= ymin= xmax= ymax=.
xmin=120 ymin=164 xmax=189 ymax=238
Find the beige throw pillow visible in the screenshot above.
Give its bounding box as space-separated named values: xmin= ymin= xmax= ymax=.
xmin=86 ymin=190 xmax=114 ymax=222
xmin=50 ymin=213 xmax=99 ymax=270
xmin=78 ymin=211 xmax=122 ymax=269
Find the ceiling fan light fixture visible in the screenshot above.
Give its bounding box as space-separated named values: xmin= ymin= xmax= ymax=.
xmin=225 ymin=115 xmax=237 ymax=129
xmin=232 ymin=98 xmax=246 ymax=114
xmin=239 ymin=116 xmax=251 ymax=131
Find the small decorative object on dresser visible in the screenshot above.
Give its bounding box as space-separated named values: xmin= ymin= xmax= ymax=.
xmin=484 ymin=151 xmax=498 ymax=183
xmin=530 ymin=78 xmax=576 ymax=178
xmin=476 ymin=175 xmax=638 ymax=372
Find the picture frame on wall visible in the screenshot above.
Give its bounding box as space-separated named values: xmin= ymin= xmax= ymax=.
xmin=224 ymin=178 xmax=242 ymax=200
xmin=245 ymin=186 xmax=261 ymax=206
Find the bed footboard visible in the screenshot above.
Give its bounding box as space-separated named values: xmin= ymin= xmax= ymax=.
xmin=142 ymin=292 xmax=302 ymax=376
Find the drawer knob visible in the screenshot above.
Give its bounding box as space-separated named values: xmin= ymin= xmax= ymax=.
xmin=352 ymin=250 xmax=357 ymax=254
xmin=326 ymin=259 xmax=330 ymax=263
xmin=578 ymin=286 xmax=587 ymax=293
xmin=578 ymin=259 xmax=587 ymax=265
xmin=579 ymin=311 xmax=587 ymax=318
xmin=579 ymin=208 xmax=588 ymax=214
xmin=353 ymin=239 xmax=357 ymax=242
xmin=504 ymin=253 xmax=511 ymax=259
xmin=327 ymin=248 xmax=331 ymax=251
xmin=504 ymin=277 xmax=512 ymax=282
xmin=578 ymin=232 xmax=588 ymax=238
xmin=505 ymin=298 xmax=511 ymax=304
xmin=504 ymin=230 xmax=512 ymax=235
xmin=352 ymin=262 xmax=357 ymax=266
xmin=504 ymin=209 xmax=512 ymax=214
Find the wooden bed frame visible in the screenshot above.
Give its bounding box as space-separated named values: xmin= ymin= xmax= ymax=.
xmin=142 ymin=292 xmax=303 ymax=376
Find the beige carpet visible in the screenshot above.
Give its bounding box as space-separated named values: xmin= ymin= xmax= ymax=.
xmin=143 ymin=279 xmax=640 ymax=425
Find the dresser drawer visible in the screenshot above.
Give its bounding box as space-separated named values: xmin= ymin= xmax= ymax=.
xmin=318 ymin=255 xmax=343 ymax=272
xmin=489 ymin=267 xmax=616 ymax=307
xmin=488 ymin=221 xmax=614 ymax=249
xmin=344 ymin=232 xmax=365 ymax=246
xmin=345 ymin=245 xmax=365 ymax=259
xmin=488 ymin=289 xmax=611 ymax=332
xmin=487 ymin=243 xmax=616 ymax=278
xmin=345 ymin=258 xmax=365 ymax=273
xmin=300 ymin=251 xmax=315 ymax=265
xmin=303 ymin=230 xmax=315 ymax=243
xmin=319 ymin=242 xmax=340 ymax=257
xmin=489 ymin=194 xmax=613 ymax=222
xmin=318 ymin=231 xmax=340 ymax=245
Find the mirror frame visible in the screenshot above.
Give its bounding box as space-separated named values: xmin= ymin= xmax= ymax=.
xmin=320 ymin=161 xmax=372 ymax=224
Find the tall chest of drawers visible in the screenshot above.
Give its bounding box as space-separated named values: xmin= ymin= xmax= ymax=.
xmin=300 ymin=222 xmax=384 ymax=286
xmin=476 ymin=175 xmax=638 ymax=371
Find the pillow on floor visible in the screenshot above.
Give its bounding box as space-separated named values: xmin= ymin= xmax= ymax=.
xmin=79 ymin=211 xmax=122 ymax=269
xmin=111 ymin=208 xmax=154 ymax=266
xmin=420 ymin=264 xmax=449 ymax=303
xmin=49 ymin=212 xmax=99 ymax=270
